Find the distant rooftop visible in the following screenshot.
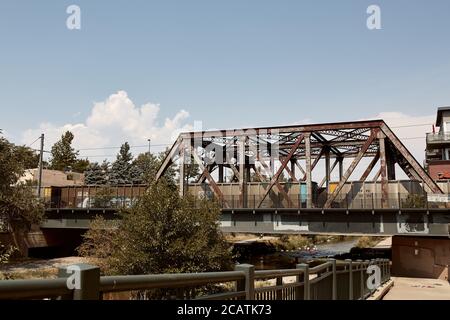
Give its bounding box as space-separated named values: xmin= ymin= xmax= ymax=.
xmin=436 ymin=106 xmax=450 ymax=126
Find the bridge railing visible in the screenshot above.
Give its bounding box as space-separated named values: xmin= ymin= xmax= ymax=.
xmin=0 ymin=259 xmax=390 ymax=300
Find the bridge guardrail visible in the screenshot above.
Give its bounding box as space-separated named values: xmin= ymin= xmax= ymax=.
xmin=40 ymin=186 xmax=449 ymax=210
xmin=0 ymin=258 xmax=390 ymax=300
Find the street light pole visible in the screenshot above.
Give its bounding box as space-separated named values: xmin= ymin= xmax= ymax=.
xmin=37 ymin=133 xmax=44 ymax=198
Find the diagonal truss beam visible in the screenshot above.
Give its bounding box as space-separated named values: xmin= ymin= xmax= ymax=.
xmin=257 ymin=134 xmax=304 ymax=208
xmin=155 ymin=137 xmax=182 ymax=182
xmin=324 ymin=130 xmax=378 ymax=208
xmin=283 ymin=164 xmax=298 ymax=182
xmin=359 ymin=152 xmax=380 ymax=182
xmin=190 ymin=145 xmax=229 ymax=208
xmin=319 ymin=158 xmax=339 ymax=188
xmin=380 ymin=123 xmax=443 ymax=194
xmin=372 ymin=168 xmax=381 ymax=181
xmin=301 ymin=147 xmax=325 ymax=181
xmin=256 ymin=157 xmax=293 ymax=207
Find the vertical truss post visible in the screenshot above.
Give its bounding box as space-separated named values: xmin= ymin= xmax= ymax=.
xmin=179 ymin=142 xmax=185 ymax=197
xmin=319 ymin=159 xmax=338 ymax=188
xmin=378 ymin=132 xmax=388 ymax=208
xmin=305 ymin=133 xmax=312 ymax=208
xmin=256 ymin=134 xmax=304 ymax=208
xmin=239 ymin=136 xmax=247 ymax=208
xmin=324 ymin=129 xmax=377 ymax=209
xmin=218 ymin=164 xmax=224 ymax=183
xmin=291 ymin=159 xmax=296 ymax=178
xmin=386 ymin=146 xmax=396 ymax=180
xmin=380 ymin=123 xmax=443 ymax=194
xmin=325 ymin=147 xmax=331 ymax=194
xmin=338 ymin=157 xmax=344 ymax=181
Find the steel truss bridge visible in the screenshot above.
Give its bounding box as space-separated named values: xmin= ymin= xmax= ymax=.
xmin=42 ymin=120 xmax=450 ymax=237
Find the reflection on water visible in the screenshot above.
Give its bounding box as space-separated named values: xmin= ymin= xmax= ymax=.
xmin=240 ymin=240 xmax=358 ymax=270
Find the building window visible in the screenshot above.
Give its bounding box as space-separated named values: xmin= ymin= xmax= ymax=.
xmin=445 ymin=122 xmax=450 ymax=133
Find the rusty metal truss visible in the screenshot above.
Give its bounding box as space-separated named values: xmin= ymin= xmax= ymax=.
xmin=156 ymin=120 xmax=443 ymax=209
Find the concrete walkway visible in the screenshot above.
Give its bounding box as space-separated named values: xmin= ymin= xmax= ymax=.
xmin=383 ymin=277 xmax=450 ymax=300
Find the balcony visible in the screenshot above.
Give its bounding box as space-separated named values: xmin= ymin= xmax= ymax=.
xmin=426 ymin=132 xmax=450 ymax=146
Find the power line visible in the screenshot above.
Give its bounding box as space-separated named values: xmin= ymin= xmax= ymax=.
xmin=27 ymin=136 xmax=42 ymax=148
xmin=77 ymin=143 xmax=171 ymax=151
xmin=390 ymin=123 xmax=433 ymax=129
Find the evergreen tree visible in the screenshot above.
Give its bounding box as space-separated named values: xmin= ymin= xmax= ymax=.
xmin=73 ymin=158 xmax=90 ymax=174
xmin=109 ymin=142 xmax=136 ymax=185
xmin=132 ymin=152 xmax=161 ymax=184
xmin=49 ymin=131 xmax=79 ymax=172
xmin=84 ymin=162 xmax=108 ymax=185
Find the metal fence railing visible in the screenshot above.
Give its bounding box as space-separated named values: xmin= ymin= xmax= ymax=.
xmin=39 ymin=184 xmax=449 ymax=210
xmin=0 ymin=259 xmax=390 ymax=300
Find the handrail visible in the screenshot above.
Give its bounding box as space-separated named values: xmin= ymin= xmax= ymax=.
xmin=254 ymin=268 xmax=302 ymax=279
xmin=100 ymin=271 xmax=245 ymax=293
xmin=0 ymin=258 xmax=391 ymax=300
xmin=0 ymin=278 xmax=71 ymax=300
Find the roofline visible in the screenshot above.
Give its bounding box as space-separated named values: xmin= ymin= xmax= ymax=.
xmin=436 ymin=106 xmax=450 ymax=126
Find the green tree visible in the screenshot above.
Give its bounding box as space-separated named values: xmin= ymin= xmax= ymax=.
xmin=49 ymin=131 xmax=79 ymax=172
xmin=85 ymin=162 xmax=108 ymax=185
xmin=0 ymin=132 xmax=43 ymax=233
xmin=14 ymin=146 xmax=40 ymax=169
xmin=73 ymin=158 xmax=90 ymax=174
xmin=109 ymin=142 xmax=141 ymax=184
xmin=78 ymin=181 xmax=232 ymax=276
xmin=185 ymin=155 xmax=201 ymax=182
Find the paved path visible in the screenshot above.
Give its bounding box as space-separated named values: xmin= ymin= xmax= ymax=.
xmin=383 ymin=277 xmax=450 ymax=300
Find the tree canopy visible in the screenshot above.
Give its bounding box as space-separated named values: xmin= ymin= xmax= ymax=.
xmin=0 ymin=133 xmax=43 ymax=231
xmin=48 ymin=131 xmax=90 ymax=173
xmin=78 ymin=180 xmax=232 ymax=276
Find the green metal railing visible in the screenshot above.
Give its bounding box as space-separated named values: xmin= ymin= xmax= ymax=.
xmin=0 ymin=259 xmax=390 ymax=300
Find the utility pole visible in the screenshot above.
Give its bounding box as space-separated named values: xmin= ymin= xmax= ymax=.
xmin=37 ymin=134 xmax=44 ymax=198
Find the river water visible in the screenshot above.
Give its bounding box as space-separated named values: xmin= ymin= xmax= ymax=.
xmin=241 ymin=239 xmax=359 ymax=270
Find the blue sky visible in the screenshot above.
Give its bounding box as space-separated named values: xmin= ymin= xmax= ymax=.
xmin=1 ymin=1 xmax=450 ymax=162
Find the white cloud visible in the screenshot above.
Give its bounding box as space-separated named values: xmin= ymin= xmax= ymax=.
xmin=22 ymin=90 xmax=192 ymax=161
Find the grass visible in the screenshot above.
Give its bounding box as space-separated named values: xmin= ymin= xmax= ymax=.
xmin=0 ymin=268 xmax=57 ymax=280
